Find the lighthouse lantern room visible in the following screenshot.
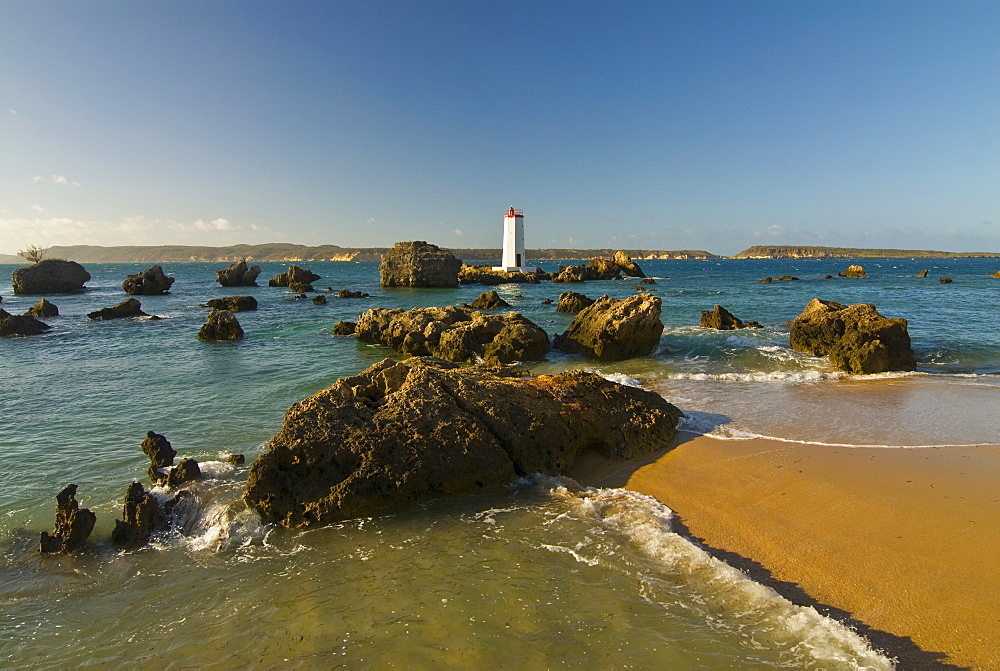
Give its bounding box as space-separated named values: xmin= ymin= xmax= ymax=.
xmin=492 ymin=207 xmax=539 ymax=273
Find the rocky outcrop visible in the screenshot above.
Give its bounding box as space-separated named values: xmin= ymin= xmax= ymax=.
xmin=244 ymin=357 xmax=683 ymax=528
xmin=38 ymin=484 xmax=96 ymax=553
xmin=759 ymin=276 xmax=799 ymax=283
xmin=553 ymin=294 xmax=663 ymax=360
xmin=25 ymin=299 xmax=58 ymax=318
xmin=216 ymin=260 xmax=261 ymax=287
xmin=938 ymin=277 xmax=953 ymax=284
xmin=639 ymin=278 xmax=657 ymax=285
xmin=552 ymin=265 xmax=589 ymax=283
xmin=458 ymin=264 xmax=543 ymax=285
xmin=586 ymin=251 xmax=647 ymax=280
xmin=198 ymin=309 xmax=243 ymax=341
xmin=87 ymin=298 xmax=148 ymax=320
xmin=269 ymin=265 xmax=321 ymax=292
xmin=12 ymin=259 xmax=91 ymax=294
xmin=467 ymin=291 xmax=510 ymax=309
xmin=333 ymin=321 xmax=357 ymax=336
xmin=111 ymin=482 xmax=162 ymax=548
xmin=312 ymin=294 xmax=327 ymax=305
xmin=991 ymin=271 xmax=1000 ymax=279
xmin=0 ymin=308 xmax=51 ymax=337
xmin=355 ymin=306 xmax=549 ymax=365
xmin=228 ymin=454 xmax=245 ymax=465
xmin=202 ymin=296 xmax=258 ymax=312
xmin=789 ymin=299 xmax=916 ymax=374
xmin=142 ymin=431 xmax=176 ymax=469
xmin=839 ymin=265 xmax=866 ymax=278
xmin=337 ymin=290 xmax=370 ymax=298
xmin=379 ymin=241 xmax=462 ymax=288
xmin=917 ymin=269 xmax=929 ymax=278
xmin=556 ymin=291 xmax=595 ymax=314
xmin=166 ymin=458 xmax=202 ymax=488
xmin=700 ymin=305 xmax=757 ymax=330
xmin=122 ymin=265 xmax=174 ymax=295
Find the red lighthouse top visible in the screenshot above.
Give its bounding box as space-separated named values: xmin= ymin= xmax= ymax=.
xmin=505 ymin=207 xmax=523 ymax=217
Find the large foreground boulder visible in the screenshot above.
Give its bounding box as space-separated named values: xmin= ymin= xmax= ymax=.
xmin=379 ymin=241 xmax=462 ymax=287
xmin=12 ymin=259 xmax=90 ymax=294
xmin=87 ymin=298 xmax=148 ymax=320
xmin=554 ymin=294 xmax=663 ymax=360
xmin=216 ymin=259 xmax=261 ymax=287
xmin=198 ymin=309 xmax=243 ymax=341
xmin=38 ymin=484 xmax=96 ymax=553
xmin=122 ymin=265 xmax=174 ymax=295
xmin=789 ymin=299 xmax=916 ymax=374
xmin=355 ymin=306 xmax=549 ymax=365
xmin=244 ymin=357 xmax=682 ymax=528
xmin=0 ymin=308 xmax=51 ymax=337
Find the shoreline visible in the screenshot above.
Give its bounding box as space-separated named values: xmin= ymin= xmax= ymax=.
xmin=570 ymin=431 xmax=1000 ymax=668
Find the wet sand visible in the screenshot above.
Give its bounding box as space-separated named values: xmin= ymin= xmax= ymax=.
xmin=571 ymin=433 xmax=1000 ymax=669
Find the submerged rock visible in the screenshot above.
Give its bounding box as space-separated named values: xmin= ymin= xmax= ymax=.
xmin=938 ymin=277 xmax=953 ymax=284
xmin=839 ymin=265 xmax=867 ymax=278
xmin=789 ymin=299 xmax=915 ymax=374
xmin=202 ymin=296 xmax=258 ymax=312
xmin=198 ymin=309 xmax=244 ymax=341
xmin=332 ymin=320 xmax=357 ymax=336
xmin=87 ymin=298 xmax=148 ymax=320
xmin=379 ymin=241 xmax=462 ymax=288
xmin=216 ymin=260 xmax=261 ymax=287
xmin=701 ymin=305 xmax=751 ymax=330
xmin=244 ymin=357 xmax=683 ymax=528
xmin=467 ymin=290 xmax=510 ymax=309
xmin=336 ymin=289 xmax=370 ymax=298
xmin=122 ymin=265 xmax=174 ymax=295
xmin=556 ymin=291 xmax=595 ymax=314
xmin=0 ymin=308 xmax=51 ymax=337
xmin=554 ymin=294 xmax=663 ymax=361
xmin=12 ymin=259 xmax=91 ymax=294
xmin=111 ymin=482 xmax=162 ymax=548
xmin=38 ymin=484 xmax=96 ymax=554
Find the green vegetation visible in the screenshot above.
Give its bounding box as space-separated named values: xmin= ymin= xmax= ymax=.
xmin=733 ymin=245 xmax=1000 ymax=259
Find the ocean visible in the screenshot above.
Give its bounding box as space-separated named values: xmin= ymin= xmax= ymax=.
xmin=2 ymin=257 xmax=998 ymax=669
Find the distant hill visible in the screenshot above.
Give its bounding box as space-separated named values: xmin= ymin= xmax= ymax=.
xmin=732 ymin=245 xmax=1000 ymax=259
xmin=0 ymin=244 xmax=718 ymax=264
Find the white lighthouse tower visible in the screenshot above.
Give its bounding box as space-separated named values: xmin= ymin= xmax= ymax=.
xmin=492 ymin=207 xmax=538 ymax=273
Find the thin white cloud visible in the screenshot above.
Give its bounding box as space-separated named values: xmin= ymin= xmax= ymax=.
xmin=29 ymin=205 xmax=45 ymax=212
xmin=8 ymin=109 xmax=18 ymax=116
xmin=767 ymin=225 xmax=785 ymax=236
xmin=453 ymin=228 xmax=463 ymax=236
xmin=32 ymin=174 xmax=81 ymax=187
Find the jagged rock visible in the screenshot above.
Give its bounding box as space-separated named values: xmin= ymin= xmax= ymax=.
xmin=917 ymin=269 xmax=929 ymax=278
xmin=87 ymin=298 xmax=148 ymax=320
xmin=701 ymin=305 xmax=749 ymax=330
xmin=467 ymin=291 xmax=510 ymax=309
xmin=228 ymin=454 xmax=245 ymax=465
xmin=355 ymin=306 xmax=549 ymax=365
xmin=789 ymin=299 xmax=916 ymax=374
xmin=991 ymin=271 xmax=1000 ymax=279
xmin=759 ymin=277 xmax=773 ymax=283
xmin=142 ymin=431 xmax=176 ymax=468
xmin=333 ymin=321 xmax=357 ymax=336
xmin=216 ymin=259 xmax=261 ymax=287
xmin=122 ymin=265 xmax=174 ymax=295
xmin=822 ymin=275 xmax=835 ymax=280
xmin=0 ymin=309 xmax=51 ymax=337
xmin=12 ymin=259 xmax=91 ymax=294
xmin=839 ymin=264 xmax=866 ymax=278
xmin=552 ymin=265 xmax=588 ymax=283
xmin=198 ymin=309 xmax=243 ymax=341
xmin=24 ymin=299 xmax=58 ymax=318
xmin=202 ymin=296 xmax=258 ymax=312
xmin=458 ymin=264 xmax=542 ymax=285
xmin=38 ymin=484 xmax=96 ymax=554
xmin=166 ymin=458 xmax=202 ymax=488
xmin=540 ymin=299 xmax=553 ymax=304
xmin=111 ymin=482 xmax=162 ymax=548
xmin=938 ymin=277 xmax=953 ymax=284
xmin=611 ymin=251 xmax=647 ymax=278
xmin=554 ymin=294 xmax=663 ymax=361
xmin=337 ymin=290 xmax=370 ymax=298
xmin=639 ymin=278 xmax=657 ymax=285
xmin=379 ymin=241 xmax=462 ymax=287
xmin=312 ymin=295 xmax=327 ymax=305
xmin=244 ymin=357 xmax=682 ymax=528
xmin=270 ymin=265 xmax=321 ymax=292
xmin=556 ymin=291 xmax=595 ymax=314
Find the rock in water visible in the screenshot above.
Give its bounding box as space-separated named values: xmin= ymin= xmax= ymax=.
xmin=611 ymin=250 xmax=647 ymax=278
xmin=0 ymin=309 xmax=51 ymax=337
xmin=244 ymin=357 xmax=682 ymax=528
xmin=202 ymin=296 xmax=258 ymax=312
xmin=467 ymin=290 xmax=510 ymax=309
xmin=991 ymin=271 xmax=1000 ymax=279
xmin=87 ymin=298 xmax=148 ymax=320
xmin=554 ymin=294 xmax=664 ymax=360
xmin=938 ymin=277 xmax=953 ymax=284
xmin=917 ymin=269 xmax=929 ymax=278
xmin=12 ymin=259 xmax=91 ymax=294
xmin=166 ymin=458 xmax=202 ymax=488
xmin=122 ymin=265 xmax=174 ymax=295
xmin=556 ymin=291 xmax=595 ymax=314
xmin=38 ymin=484 xmax=96 ymax=553
xmin=379 ymin=241 xmax=462 ymax=287
xmin=332 ymin=321 xmax=357 ymax=336
xmin=111 ymin=482 xmax=163 ymax=548
xmin=458 ymin=264 xmax=542 ymax=285
xmin=142 ymin=431 xmax=176 ymax=468
xmin=216 ymin=259 xmax=261 ymax=287
xmin=269 ymin=265 xmax=321 ymax=292
xmin=355 ymin=305 xmax=549 ymax=365
xmin=700 ymin=305 xmax=745 ymax=330
xmin=312 ymin=294 xmax=327 ymax=305
xmin=789 ymin=298 xmax=915 ymax=374
xmin=839 ymin=264 xmax=867 ymax=278
xmin=198 ymin=309 xmax=244 ymax=341
xmin=25 ymin=299 xmax=59 ymax=318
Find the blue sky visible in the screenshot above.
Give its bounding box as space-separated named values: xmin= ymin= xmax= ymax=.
xmin=2 ymin=1 xmax=998 ymax=256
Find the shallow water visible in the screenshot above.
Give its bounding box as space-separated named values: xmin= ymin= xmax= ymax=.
xmin=2 ymin=257 xmax=998 ymax=667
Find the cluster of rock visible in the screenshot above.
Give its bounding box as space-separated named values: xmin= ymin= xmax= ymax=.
xmin=11 ymin=259 xmax=91 ymax=294
xmin=270 ymin=265 xmax=321 ymax=293
xmin=244 ymin=357 xmax=682 ymax=528
xmin=355 ymin=305 xmax=549 ymax=365
xmin=700 ymin=305 xmax=761 ymax=330
xmin=379 ymin=241 xmax=463 ymax=287
xmin=553 ymin=251 xmax=646 ymax=283
xmin=458 ymin=265 xmax=544 ymax=285
xmin=790 ymin=298 xmax=915 ymax=374
xmin=0 ymin=304 xmax=55 ymax=337
xmin=216 ymin=259 xmax=262 ymax=287
xmin=554 ymin=294 xmax=663 ymax=360
xmin=122 ymin=265 xmax=174 ymax=295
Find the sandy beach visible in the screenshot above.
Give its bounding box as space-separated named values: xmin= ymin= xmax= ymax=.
xmin=573 ymin=432 xmax=1000 ymax=668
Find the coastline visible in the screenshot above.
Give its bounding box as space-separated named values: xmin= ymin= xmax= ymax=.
xmin=571 ymin=431 xmax=1000 ymax=668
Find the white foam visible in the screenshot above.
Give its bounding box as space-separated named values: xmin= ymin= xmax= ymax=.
xmin=601 ymin=372 xmax=643 ymax=388
xmin=667 ymin=370 xmax=844 ymax=382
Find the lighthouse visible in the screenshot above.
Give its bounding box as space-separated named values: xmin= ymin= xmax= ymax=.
xmin=492 ymin=207 xmax=538 ymax=273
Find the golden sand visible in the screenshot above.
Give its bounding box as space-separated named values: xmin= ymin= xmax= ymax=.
xmin=571 ymin=433 xmax=1000 ymax=668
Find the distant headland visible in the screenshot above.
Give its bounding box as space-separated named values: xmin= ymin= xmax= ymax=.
xmin=2 ymin=243 xmax=998 ymax=264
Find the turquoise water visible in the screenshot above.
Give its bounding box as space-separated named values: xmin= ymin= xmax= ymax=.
xmin=2 ymin=257 xmax=998 ymax=668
